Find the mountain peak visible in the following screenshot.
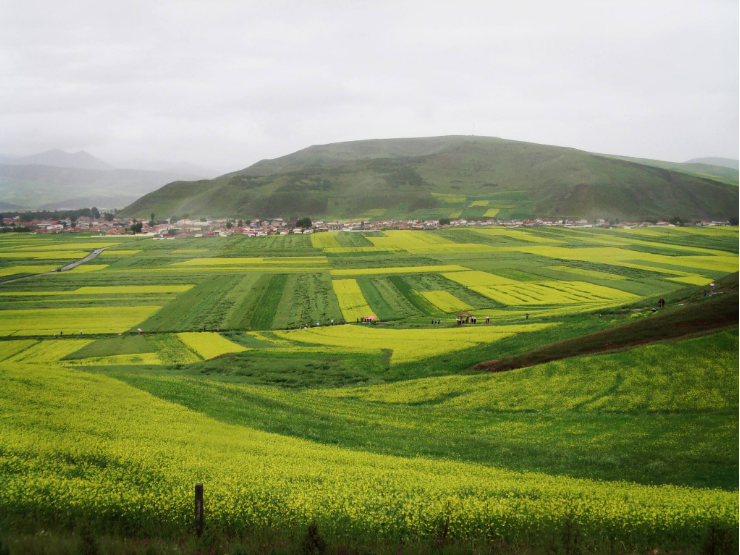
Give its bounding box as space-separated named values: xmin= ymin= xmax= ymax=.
xmin=7 ymin=149 xmax=114 ymax=171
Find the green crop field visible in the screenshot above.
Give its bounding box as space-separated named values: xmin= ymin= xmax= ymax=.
xmin=0 ymin=227 xmax=738 ymax=553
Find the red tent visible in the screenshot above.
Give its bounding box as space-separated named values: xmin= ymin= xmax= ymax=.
xmin=365 ymin=315 xmax=378 ymax=321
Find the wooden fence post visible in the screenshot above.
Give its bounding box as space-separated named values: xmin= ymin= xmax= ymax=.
xmin=195 ymin=483 xmax=204 ymax=537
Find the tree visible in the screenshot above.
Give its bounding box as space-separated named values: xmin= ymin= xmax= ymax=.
xmin=69 ymin=217 xmax=77 ymax=228
xmin=150 ymin=212 xmax=156 ymax=223
xmin=170 ymin=215 xmax=177 ymax=224
xmin=104 ymin=212 xmax=114 ymax=222
xmin=91 ymin=207 xmax=100 ymax=219
xmin=439 ymin=218 xmax=451 ymax=226
xmin=245 ymin=219 xmax=252 ymax=226
xmin=296 ymin=217 xmax=312 ymax=228
xmin=237 ymin=219 xmax=243 ymax=227
xmin=226 ymin=221 xmax=233 ymax=229
xmin=131 ymin=221 xmax=143 ymax=234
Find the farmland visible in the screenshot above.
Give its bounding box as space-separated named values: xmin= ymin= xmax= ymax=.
xmin=0 ymin=227 xmax=738 ymax=553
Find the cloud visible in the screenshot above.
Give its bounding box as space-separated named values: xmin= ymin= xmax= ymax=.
xmin=1 ymin=0 xmax=737 ymax=173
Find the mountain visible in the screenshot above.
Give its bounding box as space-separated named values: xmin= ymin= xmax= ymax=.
xmin=121 ymin=136 xmax=740 ymax=221
xmin=112 ymin=158 xmax=219 ymax=178
xmin=1 ymin=149 xmax=114 ymax=171
xmin=0 ymin=164 xmax=204 ymax=211
xmin=606 ymin=155 xmax=739 ymax=186
xmin=685 ymin=157 xmax=739 ymax=170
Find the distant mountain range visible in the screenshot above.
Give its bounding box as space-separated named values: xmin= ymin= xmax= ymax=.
xmin=0 ymin=149 xmax=114 ymax=171
xmin=122 ymin=135 xmax=739 ymax=222
xmin=685 ymin=157 xmax=739 ymax=170
xmin=0 ymin=150 xmax=216 ymax=211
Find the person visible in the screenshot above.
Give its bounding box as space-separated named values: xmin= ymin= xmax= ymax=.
xmin=525 ymin=313 xmax=529 ymax=320
xmin=79 ymin=330 xmax=83 ymax=335
xmin=216 ymin=326 xmax=220 ymax=332
xmin=316 ymin=321 xmax=320 ymax=327
xmin=704 ymin=289 xmax=708 ymax=297
xmin=331 ymin=319 xmax=334 ymax=326
xmin=60 ymin=330 xmax=63 ymax=336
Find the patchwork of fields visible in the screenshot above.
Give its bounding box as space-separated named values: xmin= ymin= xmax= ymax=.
xmin=0 ymin=227 xmax=737 ymax=551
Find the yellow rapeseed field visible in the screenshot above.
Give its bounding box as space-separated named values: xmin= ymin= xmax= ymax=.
xmin=548 ymin=265 xmax=627 ymax=280
xmin=311 ymin=232 xmax=342 ymax=249
xmin=0 ymin=306 xmax=161 ymax=336
xmin=420 ymin=290 xmax=473 ymax=313
xmin=2 ymin=363 xmax=734 ymax=544
xmin=275 ymin=323 xmax=555 ymax=364
xmin=331 ymin=265 xmax=468 ymax=276
xmin=177 ymin=332 xmax=248 ymax=360
xmin=0 ymin=265 xmax=57 ymax=276
xmin=332 ymin=279 xmax=376 ymax=321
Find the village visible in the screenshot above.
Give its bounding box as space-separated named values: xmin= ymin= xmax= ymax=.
xmin=0 ymin=211 xmax=733 ymax=237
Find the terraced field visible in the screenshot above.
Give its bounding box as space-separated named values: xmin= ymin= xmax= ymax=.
xmin=0 ymin=227 xmax=737 ymax=552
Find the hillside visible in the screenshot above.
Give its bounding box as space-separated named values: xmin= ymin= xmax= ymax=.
xmin=122 ymin=136 xmax=740 ymax=221
xmin=606 ymin=154 xmax=739 ymax=186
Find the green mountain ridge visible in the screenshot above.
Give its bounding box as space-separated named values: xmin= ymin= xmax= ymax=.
xmin=122 ymin=136 xmax=739 ymax=221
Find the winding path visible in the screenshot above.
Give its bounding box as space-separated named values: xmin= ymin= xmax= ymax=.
xmin=0 ymin=247 xmax=110 ymax=285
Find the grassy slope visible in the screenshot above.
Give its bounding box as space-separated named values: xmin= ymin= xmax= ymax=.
xmin=605 ymin=154 xmax=739 ymax=186
xmin=113 ymin=328 xmax=738 ymax=490
xmin=476 ymin=285 xmax=739 ymax=372
xmin=121 ymin=136 xmax=740 ymax=221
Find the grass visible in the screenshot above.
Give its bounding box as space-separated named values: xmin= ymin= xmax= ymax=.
xmin=250 ymin=273 xmax=288 ymax=329
xmin=387 ymin=275 xmax=439 ymax=315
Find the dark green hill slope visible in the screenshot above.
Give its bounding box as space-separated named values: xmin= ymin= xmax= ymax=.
xmin=122 ymin=136 xmax=739 ymax=221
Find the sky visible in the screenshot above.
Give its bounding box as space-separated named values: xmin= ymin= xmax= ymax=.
xmin=1 ymin=0 xmax=738 ymax=174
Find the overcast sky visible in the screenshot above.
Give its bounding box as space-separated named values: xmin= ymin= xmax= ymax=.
xmin=1 ymin=0 xmax=738 ymax=173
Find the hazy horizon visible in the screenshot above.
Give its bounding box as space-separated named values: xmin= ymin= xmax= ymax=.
xmin=2 ymin=0 xmax=737 ymax=174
